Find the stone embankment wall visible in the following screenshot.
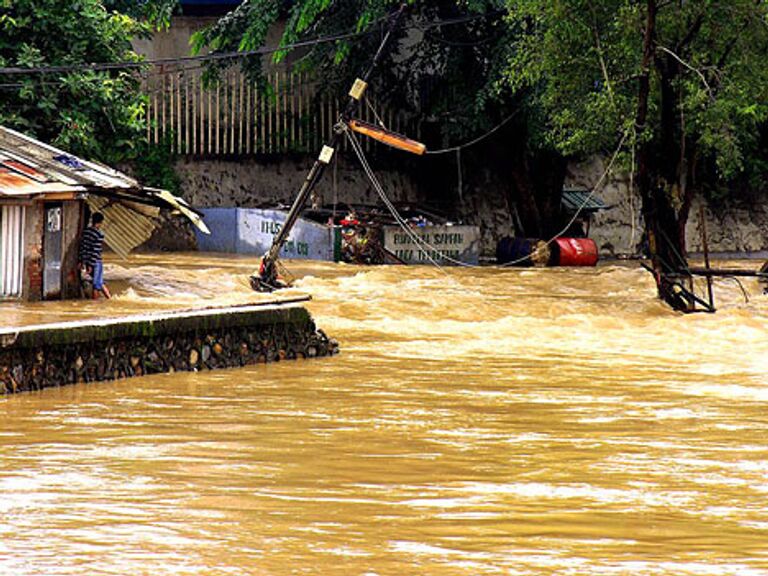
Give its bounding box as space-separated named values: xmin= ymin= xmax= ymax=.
xmin=175 ymin=156 xmax=423 ymax=210
xmin=158 ymin=155 xmax=426 ymax=252
xmin=0 ymin=303 xmax=338 ymax=395
xmin=566 ymin=157 xmax=768 ymax=256
xmin=166 ymin=154 xmax=768 ymax=258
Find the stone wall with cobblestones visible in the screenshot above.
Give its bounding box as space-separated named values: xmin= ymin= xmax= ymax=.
xmin=0 ymin=303 xmax=338 ymax=395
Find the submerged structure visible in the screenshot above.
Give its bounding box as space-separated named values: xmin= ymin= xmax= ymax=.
xmin=0 ymin=126 xmax=206 ymax=301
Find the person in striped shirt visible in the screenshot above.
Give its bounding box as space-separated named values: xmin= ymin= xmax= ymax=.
xmin=79 ymin=212 xmax=111 ymax=299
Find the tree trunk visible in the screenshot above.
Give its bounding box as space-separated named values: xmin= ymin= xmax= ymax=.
xmin=508 ymin=149 xmax=543 ymax=237
xmin=636 ymin=0 xmax=693 ymax=311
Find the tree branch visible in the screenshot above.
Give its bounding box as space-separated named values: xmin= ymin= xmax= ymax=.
xmin=657 ymin=44 xmax=713 ymax=100
xmin=675 ymin=10 xmax=705 ymax=53
xmin=588 ymin=3 xmax=615 ymax=108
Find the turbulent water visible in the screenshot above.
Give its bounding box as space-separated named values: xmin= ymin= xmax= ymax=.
xmin=2 ymin=254 xmax=768 ymax=575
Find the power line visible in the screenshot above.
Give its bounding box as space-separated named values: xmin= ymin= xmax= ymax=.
xmin=0 ymin=10 xmax=506 ymax=77
xmin=0 ymin=29 xmax=370 ymax=76
xmin=426 ymin=109 xmax=522 ymax=155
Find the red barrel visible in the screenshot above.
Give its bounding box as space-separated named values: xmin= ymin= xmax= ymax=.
xmin=553 ymin=237 xmax=599 ymax=266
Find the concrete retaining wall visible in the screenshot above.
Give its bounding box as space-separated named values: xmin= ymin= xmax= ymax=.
xmin=566 ymin=157 xmax=768 ymax=256
xmin=175 ymin=156 xmax=424 ymax=210
xmin=170 ymin=155 xmax=768 ymax=258
xmin=0 ymin=301 xmax=338 ymax=395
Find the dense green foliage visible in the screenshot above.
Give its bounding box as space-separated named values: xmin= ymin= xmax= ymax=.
xmin=502 ymin=0 xmax=768 ymax=193
xmin=133 ymin=136 xmax=182 ymax=195
xmin=104 ymin=0 xmax=178 ymax=29
xmin=196 ymin=1 xmax=768 ymax=193
xmin=191 ymin=0 xmax=511 ymax=140
xmin=0 ymin=0 xmax=172 ymax=164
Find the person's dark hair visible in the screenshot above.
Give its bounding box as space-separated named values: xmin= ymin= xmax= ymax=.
xmin=92 ymin=212 xmax=104 ymax=225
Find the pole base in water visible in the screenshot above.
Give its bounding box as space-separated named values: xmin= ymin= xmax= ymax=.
xmin=250 ymin=257 xmax=284 ymax=293
xmin=249 ymin=275 xmax=282 ymax=293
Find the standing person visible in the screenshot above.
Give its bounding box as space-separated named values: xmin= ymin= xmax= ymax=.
xmin=79 ymin=212 xmax=111 ymax=299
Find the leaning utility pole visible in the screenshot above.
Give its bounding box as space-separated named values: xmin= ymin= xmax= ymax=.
xmin=250 ymin=4 xmax=408 ymax=292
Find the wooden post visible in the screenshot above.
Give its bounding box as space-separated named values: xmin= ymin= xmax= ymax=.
xmin=176 ymin=71 xmax=182 ymax=154
xmin=161 ymin=69 xmax=167 ymax=144
xmin=275 ymin=71 xmax=282 ymax=153
xmin=297 ymin=72 xmax=303 ymax=150
xmin=260 ymin=78 xmax=266 ymax=154
xmin=700 ymin=205 xmax=715 ymax=310
xmin=207 ymin=78 xmax=212 ymax=155
xmin=192 ymin=73 xmax=198 ymax=155
xmin=153 ymin=78 xmax=159 ymax=146
xmin=230 ymin=68 xmax=236 ymax=154
xmin=239 ymin=71 xmax=245 ymax=155
xmin=284 ymin=71 xmax=290 ymax=151
xmin=169 ymin=72 xmax=175 ymax=152
xmin=216 ymin=80 xmax=221 ymax=155
xmin=246 ymin=78 xmax=252 ymax=155
xmin=145 ymin=77 xmax=152 ymax=144
xmin=289 ymin=72 xmax=295 ymax=152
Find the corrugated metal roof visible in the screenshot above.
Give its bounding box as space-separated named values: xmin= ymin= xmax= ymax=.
xmin=0 ymin=126 xmax=209 ymax=242
xmin=561 ymin=188 xmax=607 ymax=213
xmin=0 ymin=126 xmax=139 ymax=197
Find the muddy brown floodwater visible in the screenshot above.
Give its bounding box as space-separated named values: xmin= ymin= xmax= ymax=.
xmin=2 ymin=253 xmax=768 ymax=575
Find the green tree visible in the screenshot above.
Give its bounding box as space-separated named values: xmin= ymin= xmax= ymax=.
xmin=104 ymin=0 xmax=178 ymax=29
xmin=0 ymin=0 xmax=163 ymax=163
xmin=193 ymin=0 xmax=768 ymax=301
xmin=190 ymin=1 xmax=567 ymax=233
xmin=501 ymin=0 xmax=768 ymax=306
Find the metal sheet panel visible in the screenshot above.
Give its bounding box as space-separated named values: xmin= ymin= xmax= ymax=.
xmin=86 ymin=196 xmax=160 ymax=259
xmin=43 ymin=203 xmax=63 ymax=299
xmin=0 ymin=126 xmax=139 ymax=195
xmin=0 ymin=205 xmax=25 ymax=297
xmin=561 ymin=189 xmax=607 ymax=213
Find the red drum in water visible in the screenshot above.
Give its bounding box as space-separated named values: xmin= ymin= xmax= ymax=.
xmin=554 ymin=238 xmax=599 ymax=266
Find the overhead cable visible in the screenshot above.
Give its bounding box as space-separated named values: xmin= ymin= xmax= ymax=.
xmin=426 ymin=109 xmax=522 ymax=155
xmin=0 ymin=10 xmax=506 ymax=77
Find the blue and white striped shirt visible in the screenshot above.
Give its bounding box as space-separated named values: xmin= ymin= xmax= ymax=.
xmin=79 ymin=226 xmax=104 ymax=267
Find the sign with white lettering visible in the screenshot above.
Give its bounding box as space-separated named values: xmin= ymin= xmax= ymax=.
xmin=196 ymin=208 xmax=336 ymax=261
xmin=383 ymin=225 xmax=480 ymax=265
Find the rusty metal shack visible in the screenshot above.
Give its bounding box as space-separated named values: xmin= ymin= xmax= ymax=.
xmin=0 ymin=126 xmax=207 ymax=301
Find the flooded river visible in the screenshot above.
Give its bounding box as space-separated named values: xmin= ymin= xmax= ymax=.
xmin=2 ymin=254 xmax=768 ymax=575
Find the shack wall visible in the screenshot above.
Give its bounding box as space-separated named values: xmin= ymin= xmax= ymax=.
xmin=18 ymin=200 xmax=84 ymax=301
xmin=61 ymin=201 xmax=84 ymax=299
xmin=22 ymin=202 xmax=43 ymax=301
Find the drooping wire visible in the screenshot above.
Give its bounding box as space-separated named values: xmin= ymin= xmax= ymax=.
xmin=0 ymin=11 xmax=507 ymax=78
xmin=342 ymin=122 xmax=466 ymax=271
xmin=343 ymin=124 xmax=449 ymax=270
xmin=425 ymin=109 xmax=521 ymax=155
xmin=721 ymin=276 xmax=750 ymax=303
xmin=498 ymin=127 xmax=631 ymax=267
xmin=364 ymin=94 xmax=388 ymax=128
xmin=343 ymin=118 xmax=633 ymax=271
